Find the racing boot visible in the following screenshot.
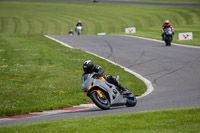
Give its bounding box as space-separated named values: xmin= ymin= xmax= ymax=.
xmin=106 ymin=75 xmax=131 ymax=95
xmin=117 ymin=84 xmax=132 ymax=95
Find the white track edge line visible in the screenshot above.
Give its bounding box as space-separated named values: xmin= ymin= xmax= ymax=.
xmin=118 ymin=34 xmax=200 ymax=49
xmin=45 ymin=35 xmax=154 ymax=99
xmin=45 ymin=35 xmax=74 ymax=49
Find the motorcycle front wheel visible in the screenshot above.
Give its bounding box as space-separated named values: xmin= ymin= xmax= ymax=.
xmin=165 ymin=36 xmax=172 ymax=46
xmin=90 ymin=90 xmax=110 ymax=110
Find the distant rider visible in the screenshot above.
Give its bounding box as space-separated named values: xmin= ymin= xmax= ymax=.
xmin=75 ymin=20 xmax=83 ymax=35
xmin=68 ymin=29 xmax=74 ymax=35
xmin=76 ymin=20 xmax=82 ymax=27
xmin=82 ymin=60 xmax=131 ymax=95
xmin=75 ymin=20 xmax=83 ymax=29
xmin=161 ymin=20 xmax=174 ymax=40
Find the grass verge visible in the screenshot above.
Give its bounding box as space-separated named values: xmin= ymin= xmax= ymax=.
xmin=0 ymin=34 xmax=146 ymax=116
xmin=0 ymin=107 xmax=200 ymax=132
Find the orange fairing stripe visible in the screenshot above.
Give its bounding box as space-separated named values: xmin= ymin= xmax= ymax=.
xmin=98 ymin=77 xmax=105 ymax=81
xmin=88 ymin=82 xmax=93 ymax=90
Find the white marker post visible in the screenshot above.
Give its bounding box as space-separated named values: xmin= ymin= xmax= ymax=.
xmin=125 ymin=27 xmax=136 ymax=34
xmin=179 ymin=32 xmax=193 ymax=40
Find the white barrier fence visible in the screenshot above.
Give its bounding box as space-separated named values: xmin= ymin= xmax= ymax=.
xmin=97 ymin=33 xmax=106 ymax=35
xmin=125 ymin=27 xmax=136 ymax=34
xmin=179 ymin=32 xmax=193 ymax=40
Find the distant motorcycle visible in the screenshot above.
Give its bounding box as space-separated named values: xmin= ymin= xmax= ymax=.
xmin=82 ymin=73 xmax=137 ymax=110
xmin=68 ymin=31 xmax=74 ymax=36
xmin=75 ymin=26 xmax=82 ymax=35
xmin=164 ymin=27 xmax=173 ymax=46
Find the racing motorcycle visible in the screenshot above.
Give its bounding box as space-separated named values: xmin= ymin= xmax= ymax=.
xmin=82 ymin=73 xmax=137 ymax=110
xmin=164 ymin=27 xmax=173 ymax=46
xmin=75 ymin=26 xmax=82 ymax=35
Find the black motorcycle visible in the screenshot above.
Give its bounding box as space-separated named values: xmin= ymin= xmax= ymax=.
xmin=163 ymin=28 xmax=173 ymax=46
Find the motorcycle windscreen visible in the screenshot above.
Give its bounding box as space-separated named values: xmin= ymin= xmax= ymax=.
xmin=82 ymin=74 xmax=93 ymax=90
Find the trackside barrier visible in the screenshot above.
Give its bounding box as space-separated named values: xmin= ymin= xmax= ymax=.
xmin=125 ymin=27 xmax=136 ymax=34
xmin=179 ymin=32 xmax=193 ymax=40
xmin=97 ymin=33 xmax=106 ymax=35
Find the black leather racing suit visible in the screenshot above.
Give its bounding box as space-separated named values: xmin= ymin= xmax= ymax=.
xmin=82 ymin=65 xmax=127 ymax=93
xmin=76 ymin=23 xmax=82 ymax=27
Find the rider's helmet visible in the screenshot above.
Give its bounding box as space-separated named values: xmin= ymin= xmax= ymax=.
xmin=165 ymin=20 xmax=169 ymax=26
xmin=78 ymin=20 xmax=82 ymax=23
xmin=83 ymin=60 xmax=94 ymax=73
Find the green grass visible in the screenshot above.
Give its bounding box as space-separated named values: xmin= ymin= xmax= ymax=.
xmin=0 ymin=34 xmax=146 ymax=116
xmin=0 ymin=2 xmax=199 ymax=46
xmin=0 ymin=107 xmax=200 ymax=132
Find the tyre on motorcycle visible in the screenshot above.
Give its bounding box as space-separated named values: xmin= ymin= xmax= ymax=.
xmin=90 ymin=90 xmax=110 ymax=110
xmin=75 ymin=26 xmax=82 ymax=36
xmin=165 ymin=36 xmax=172 ymax=46
xmin=163 ymin=28 xmax=173 ymax=46
xmin=125 ymin=96 xmax=137 ymax=107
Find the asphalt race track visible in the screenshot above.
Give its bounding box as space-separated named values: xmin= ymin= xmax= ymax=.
xmin=48 ymin=35 xmax=200 ymax=112
xmin=49 ymin=35 xmax=200 ymax=111
xmin=1 ymin=35 xmax=200 ymax=126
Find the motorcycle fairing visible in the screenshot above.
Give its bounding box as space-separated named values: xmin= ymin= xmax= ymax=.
xmin=84 ymin=74 xmax=126 ymax=105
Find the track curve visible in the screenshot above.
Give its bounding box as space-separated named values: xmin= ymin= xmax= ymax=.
xmin=1 ymin=35 xmax=199 ymax=126
xmin=49 ymin=35 xmax=200 ymax=111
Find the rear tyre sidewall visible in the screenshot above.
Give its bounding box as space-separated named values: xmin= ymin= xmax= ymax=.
xmin=125 ymin=94 xmax=137 ymax=107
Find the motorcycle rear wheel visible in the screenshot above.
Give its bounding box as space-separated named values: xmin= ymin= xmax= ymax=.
xmin=125 ymin=95 xmax=137 ymax=107
xmin=90 ymin=90 xmax=110 ymax=110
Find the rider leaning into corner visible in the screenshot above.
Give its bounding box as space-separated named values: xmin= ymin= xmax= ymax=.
xmin=161 ymin=20 xmax=174 ymax=40
xmin=82 ymin=60 xmax=132 ymax=95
